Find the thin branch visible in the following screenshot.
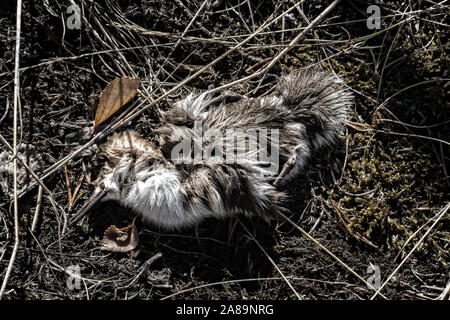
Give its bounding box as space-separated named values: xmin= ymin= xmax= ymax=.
xmin=205 ymin=0 xmax=342 ymax=95
xmin=370 ymin=202 xmax=450 ymax=300
xmin=277 ymin=211 xmax=389 ymax=299
xmin=0 ymin=134 xmax=65 ymax=234
xmin=117 ymin=0 xmax=308 ymax=125
xmin=239 ymin=220 xmax=303 ymax=300
xmin=0 ymin=0 xmax=23 ymax=300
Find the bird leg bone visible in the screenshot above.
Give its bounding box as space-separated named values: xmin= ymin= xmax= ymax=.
xmin=273 ymin=145 xmax=309 ymax=188
xmin=273 ymin=155 xmax=297 ymax=188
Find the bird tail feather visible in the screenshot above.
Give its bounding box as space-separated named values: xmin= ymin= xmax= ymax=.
xmin=277 ymin=66 xmax=353 ymax=152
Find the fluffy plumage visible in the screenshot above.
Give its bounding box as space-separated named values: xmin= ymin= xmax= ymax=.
xmin=79 ymin=66 xmax=353 ymax=229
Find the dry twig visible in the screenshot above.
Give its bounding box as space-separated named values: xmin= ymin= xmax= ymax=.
xmin=0 ymin=0 xmax=23 ymax=300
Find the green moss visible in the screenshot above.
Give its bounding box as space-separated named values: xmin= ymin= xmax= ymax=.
xmin=333 ymin=131 xmax=448 ymax=251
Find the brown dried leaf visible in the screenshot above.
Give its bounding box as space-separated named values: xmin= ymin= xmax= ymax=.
xmin=94 ymin=77 xmax=141 ymax=127
xmin=101 ymin=219 xmax=139 ymax=253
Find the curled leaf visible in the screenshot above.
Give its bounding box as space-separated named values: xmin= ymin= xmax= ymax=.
xmin=101 ymin=219 xmax=139 ymax=253
xmin=94 ymin=77 xmax=141 ymax=127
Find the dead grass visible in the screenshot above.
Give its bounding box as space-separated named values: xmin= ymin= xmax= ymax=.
xmin=0 ymin=0 xmax=448 ymax=300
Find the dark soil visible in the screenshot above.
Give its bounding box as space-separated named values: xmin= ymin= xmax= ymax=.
xmin=0 ymin=0 xmax=448 ymax=300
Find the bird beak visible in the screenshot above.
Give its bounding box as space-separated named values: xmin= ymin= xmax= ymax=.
xmin=69 ymin=189 xmax=107 ymax=225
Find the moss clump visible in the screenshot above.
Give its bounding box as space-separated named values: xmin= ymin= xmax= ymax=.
xmin=335 ymin=133 xmax=448 ymax=251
